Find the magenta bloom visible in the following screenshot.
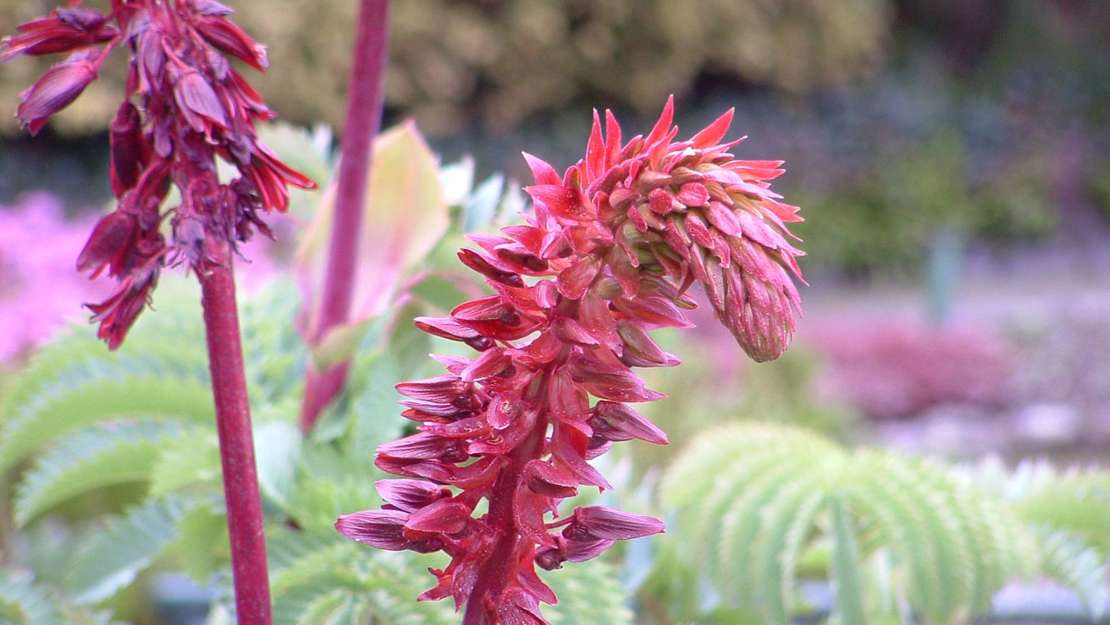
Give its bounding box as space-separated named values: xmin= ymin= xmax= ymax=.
xmin=2 ymin=0 xmax=315 ymax=349
xmin=336 ymin=99 xmax=805 ymax=625
xmin=0 ymin=194 xmax=113 ymax=362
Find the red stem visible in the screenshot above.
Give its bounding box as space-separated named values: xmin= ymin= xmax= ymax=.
xmin=463 ymin=379 xmax=551 ymax=625
xmin=300 ymin=0 xmax=391 ymax=434
xmin=200 ymin=256 xmax=272 ymax=625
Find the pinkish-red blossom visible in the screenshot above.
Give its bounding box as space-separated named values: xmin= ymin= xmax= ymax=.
xmin=336 ymin=99 xmax=805 ymax=625
xmin=1 ymin=0 xmax=315 ymax=349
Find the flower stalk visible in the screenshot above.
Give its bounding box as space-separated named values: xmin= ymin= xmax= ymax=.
xmin=336 ymin=99 xmax=805 ymax=624
xmin=300 ymin=0 xmax=391 ymax=434
xmin=199 ymin=253 xmax=271 ymax=625
xmin=2 ymin=3 xmax=315 ymax=624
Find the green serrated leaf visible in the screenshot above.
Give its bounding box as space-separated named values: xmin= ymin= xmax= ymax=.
xmin=346 ymin=351 xmax=405 ymax=457
xmin=830 ymin=495 xmax=868 ymax=625
xmin=284 ymin=445 xmax=379 ymax=532
xmin=14 ymin=421 xmax=181 ymax=525
xmin=294 ymin=590 xmax=357 ymax=625
xmin=440 ymin=156 xmax=475 ymax=207
xmin=752 ymin=486 xmax=825 ymax=625
xmin=64 ymin=496 xmax=198 ymax=603
xmin=543 ymin=559 xmax=634 ymax=625
xmin=0 ymin=340 xmax=211 ymax=473
xmin=463 ymin=174 xmax=504 ymax=232
xmin=255 ymin=422 xmax=302 ymax=510
xmin=0 ymin=571 xmax=60 ymax=625
xmin=266 ymin=530 xmax=455 ymax=625
xmin=173 ymin=502 xmax=229 ymax=583
xmin=657 ymin=423 xmax=1058 ymax=625
xmin=149 ymin=432 xmax=221 ymax=497
xmin=1037 ymin=528 xmax=1108 ymax=620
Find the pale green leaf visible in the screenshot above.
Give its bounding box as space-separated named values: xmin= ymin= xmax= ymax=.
xmin=439 ymin=156 xmax=475 ymax=207
xmin=543 ymin=560 xmax=634 ymax=625
xmin=0 ymin=338 xmax=211 ymax=473
xmin=1038 ymin=529 xmax=1108 ymax=620
xmin=830 ymin=495 xmax=868 ymax=625
xmin=463 ymin=174 xmax=504 ymax=232
xmin=255 ymin=422 xmax=302 ymax=509
xmin=297 ymin=120 xmax=450 ymax=331
xmin=149 ymin=433 xmax=221 ymax=497
xmin=173 ymin=502 xmax=228 ymax=583
xmin=0 ymin=571 xmax=59 ymax=625
xmin=64 ymin=496 xmax=198 ymax=603
xmin=14 ymin=421 xmax=181 ymax=525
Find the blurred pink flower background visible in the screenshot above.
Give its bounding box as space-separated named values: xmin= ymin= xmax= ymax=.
xmin=0 ymin=193 xmax=106 ymax=361
xmin=0 ymin=192 xmax=283 ymax=363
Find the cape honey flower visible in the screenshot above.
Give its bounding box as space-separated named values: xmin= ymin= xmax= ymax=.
xmin=337 ymin=98 xmax=805 ymax=625
xmin=2 ymin=0 xmax=315 ymax=349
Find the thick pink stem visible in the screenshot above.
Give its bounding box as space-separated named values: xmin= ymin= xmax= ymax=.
xmin=300 ymin=0 xmax=391 ymax=433
xmin=463 ymin=391 xmax=551 ymax=625
xmin=200 ymin=257 xmax=272 ymax=625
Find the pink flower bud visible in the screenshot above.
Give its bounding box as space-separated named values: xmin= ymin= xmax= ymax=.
xmin=0 ymin=8 xmax=116 ymax=61
xmin=590 ymin=400 xmax=668 ymax=445
xmin=194 ymin=15 xmax=268 ymax=71
xmin=570 ymin=505 xmax=665 ymax=540
xmin=404 ymin=499 xmax=472 ymax=535
xmin=375 ymin=479 xmax=450 ymax=513
xmin=172 ymin=68 xmax=228 ymax=133
xmin=109 ymin=102 xmax=146 ymax=197
xmin=76 ymin=210 xmax=137 ymax=278
xmin=335 ymin=510 xmax=410 ymax=551
xmin=17 ymin=54 xmax=98 ymax=135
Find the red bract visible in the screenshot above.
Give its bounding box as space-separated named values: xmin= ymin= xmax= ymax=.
xmin=336 ymin=99 xmax=806 ymax=625
xmin=1 ymin=0 xmax=315 ymax=349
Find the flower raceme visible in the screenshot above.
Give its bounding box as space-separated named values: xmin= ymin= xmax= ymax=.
xmin=336 ymin=98 xmax=805 ymax=625
xmin=1 ymin=0 xmax=315 ymax=349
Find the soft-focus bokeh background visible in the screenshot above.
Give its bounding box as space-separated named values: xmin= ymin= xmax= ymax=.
xmin=4 ymin=0 xmax=1108 ymax=461
xmin=2 ymin=3 xmax=1110 ymax=624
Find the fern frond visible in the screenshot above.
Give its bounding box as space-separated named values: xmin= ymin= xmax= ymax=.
xmin=239 ymin=281 xmax=307 ymax=403
xmin=829 ymin=495 xmax=868 ymax=625
xmin=0 ymin=334 xmax=211 ymax=472
xmin=1016 ymin=471 xmax=1110 ymax=555
xmin=266 ymin=529 xmax=455 ymax=625
xmin=14 ymin=421 xmax=183 ymax=525
xmin=857 ymin=454 xmax=976 ymax=624
xmin=148 ymin=432 xmax=221 ymax=497
xmin=0 ymin=571 xmax=59 ymax=625
xmin=658 ymin=423 xmax=1054 ymax=625
xmin=63 ymin=495 xmax=200 ymax=604
xmin=173 ymin=502 xmax=229 ymax=583
xmin=1036 ymin=528 xmax=1108 ymax=620
xmin=542 ymin=560 xmax=634 ymax=625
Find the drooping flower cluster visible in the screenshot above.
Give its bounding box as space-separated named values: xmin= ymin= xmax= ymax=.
xmin=1 ymin=0 xmax=315 ymax=349
xmin=336 ymin=98 xmax=805 ymax=625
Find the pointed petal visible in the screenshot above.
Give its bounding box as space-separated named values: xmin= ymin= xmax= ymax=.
xmin=645 ymin=94 xmax=675 ymax=148
xmin=691 ymin=107 xmax=734 ymax=148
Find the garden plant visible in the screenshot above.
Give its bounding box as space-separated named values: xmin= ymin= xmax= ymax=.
xmin=0 ymin=2 xmax=1108 ymax=625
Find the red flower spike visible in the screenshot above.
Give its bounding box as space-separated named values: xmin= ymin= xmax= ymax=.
xmin=3 ymin=0 xmax=316 ymax=350
xmin=339 ymin=100 xmax=806 ymax=624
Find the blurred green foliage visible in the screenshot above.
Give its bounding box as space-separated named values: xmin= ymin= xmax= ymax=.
xmin=0 ymin=0 xmax=888 ymax=135
xmin=796 ymin=134 xmax=1055 ymax=276
xmin=646 ymin=423 xmax=1110 ymax=625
